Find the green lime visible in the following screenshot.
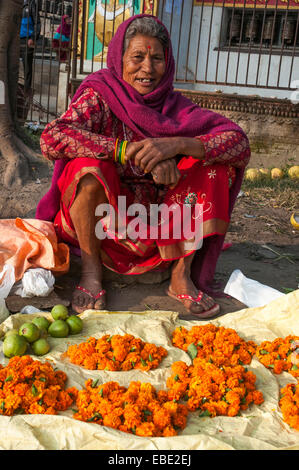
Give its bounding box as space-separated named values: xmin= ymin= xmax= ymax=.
xmin=31 ymin=338 xmax=50 ymax=356
xmin=66 ymin=315 xmax=83 ymax=335
xmin=48 ymin=320 xmax=69 ymax=338
xmin=3 ymin=334 xmax=27 ymax=358
xmin=19 ymin=322 xmax=40 ymax=343
xmin=37 ymin=327 xmax=49 ymax=339
xmin=51 ymin=304 xmax=69 ymax=321
xmin=32 ymin=316 xmax=51 ymax=331
xmin=3 ymin=329 xmax=19 ymax=340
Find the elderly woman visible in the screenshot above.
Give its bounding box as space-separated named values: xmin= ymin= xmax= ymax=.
xmin=36 ymin=15 xmax=250 ymax=319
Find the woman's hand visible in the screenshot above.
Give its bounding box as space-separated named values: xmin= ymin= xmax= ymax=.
xmin=125 ymin=137 xmax=181 ymax=173
xmin=151 ymin=159 xmax=181 ymax=188
xmin=125 ymin=136 xmax=205 ymax=173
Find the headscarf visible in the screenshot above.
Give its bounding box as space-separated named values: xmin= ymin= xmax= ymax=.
xmin=71 ymin=14 xmax=244 ymax=140
xmin=56 ymin=15 xmax=71 ymax=38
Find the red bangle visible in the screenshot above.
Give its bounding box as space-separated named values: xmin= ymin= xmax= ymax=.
xmin=114 ymin=138 xmax=119 ymax=161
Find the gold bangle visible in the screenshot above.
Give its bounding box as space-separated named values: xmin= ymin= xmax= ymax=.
xmin=121 ymin=140 xmax=128 ymax=165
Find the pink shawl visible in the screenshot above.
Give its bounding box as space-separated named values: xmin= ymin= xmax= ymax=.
xmin=36 ymin=14 xmax=248 ymax=294
xmin=56 ymin=15 xmax=71 ymax=38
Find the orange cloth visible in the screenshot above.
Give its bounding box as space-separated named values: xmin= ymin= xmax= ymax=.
xmin=0 ymin=218 xmax=69 ymax=283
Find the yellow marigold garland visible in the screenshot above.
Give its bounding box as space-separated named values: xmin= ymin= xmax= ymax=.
xmin=0 ymin=355 xmax=78 ymax=416
xmin=172 ymin=324 xmax=256 ymax=367
xmin=256 ymin=335 xmax=299 ymax=378
xmin=279 ymin=382 xmax=299 ymax=431
xmin=64 ymin=334 xmax=168 ymax=372
xmin=73 ymin=379 xmax=188 ymax=437
xmin=166 ymin=359 xmax=264 ymax=417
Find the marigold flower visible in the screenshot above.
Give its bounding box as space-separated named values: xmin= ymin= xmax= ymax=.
xmin=279 ymin=383 xmax=299 ymax=431
xmin=135 ymin=422 xmax=156 ymax=437
xmin=171 ymin=324 xmax=256 ymax=368
xmin=166 ymin=357 xmax=263 ymax=418
xmin=162 ymin=425 xmax=177 ymax=437
xmin=64 ymin=335 xmax=167 ymax=372
xmin=73 ymin=379 xmax=188 ymax=437
xmin=256 ymin=335 xmax=299 ymax=378
xmin=0 ymin=356 xmax=77 ymax=417
xmin=153 ymin=407 xmax=171 ymax=429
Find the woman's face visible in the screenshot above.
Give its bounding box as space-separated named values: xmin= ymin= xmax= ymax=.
xmin=122 ymin=34 xmax=166 ymax=95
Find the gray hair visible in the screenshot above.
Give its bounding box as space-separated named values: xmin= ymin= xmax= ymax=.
xmin=124 ymin=17 xmax=169 ymax=52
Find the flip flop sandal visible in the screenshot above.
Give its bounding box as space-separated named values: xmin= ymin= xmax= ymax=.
xmin=167 ymin=288 xmax=220 ymax=319
xmin=75 ymin=285 xmax=107 ymax=309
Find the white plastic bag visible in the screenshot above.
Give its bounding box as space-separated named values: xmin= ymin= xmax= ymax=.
xmin=20 ymin=305 xmax=48 ymax=314
xmin=13 ymin=268 xmax=55 ymax=298
xmin=224 ymin=269 xmax=285 ymax=308
xmin=0 ymin=264 xmax=15 ymax=322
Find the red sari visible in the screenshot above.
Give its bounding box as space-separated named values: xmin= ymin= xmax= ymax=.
xmin=40 ymin=88 xmax=250 ymax=276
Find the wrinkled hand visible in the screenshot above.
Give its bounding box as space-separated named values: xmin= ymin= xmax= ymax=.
xmin=151 ymin=159 xmax=181 ymax=188
xmin=125 ymin=137 xmax=181 ymax=173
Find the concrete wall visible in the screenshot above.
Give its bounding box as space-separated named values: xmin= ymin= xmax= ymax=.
xmin=180 ymin=89 xmax=299 ymax=168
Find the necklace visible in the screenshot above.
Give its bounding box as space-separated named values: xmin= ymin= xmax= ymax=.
xmin=122 ymin=122 xmax=143 ymax=177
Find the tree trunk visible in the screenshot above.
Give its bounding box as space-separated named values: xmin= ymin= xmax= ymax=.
xmin=0 ymin=0 xmax=31 ymax=187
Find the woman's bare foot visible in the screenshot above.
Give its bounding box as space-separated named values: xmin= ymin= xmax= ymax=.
xmin=71 ymin=271 xmax=106 ymax=314
xmin=167 ymin=257 xmax=220 ymax=318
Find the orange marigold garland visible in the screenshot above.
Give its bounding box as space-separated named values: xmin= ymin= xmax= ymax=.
xmin=0 ymin=355 xmax=78 ymax=416
xmin=172 ymin=324 xmax=256 ymax=367
xmin=64 ymin=334 xmax=168 ymax=372
xmin=279 ymin=382 xmax=299 ymax=431
xmin=256 ymin=335 xmax=299 ymax=378
xmin=166 ymin=359 xmax=264 ymax=417
xmin=3 ymin=325 xmax=298 ymax=434
xmin=73 ymin=379 xmax=188 ymax=437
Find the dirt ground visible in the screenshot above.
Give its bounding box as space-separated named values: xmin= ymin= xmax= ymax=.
xmin=0 ymin=153 xmax=298 ymax=319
